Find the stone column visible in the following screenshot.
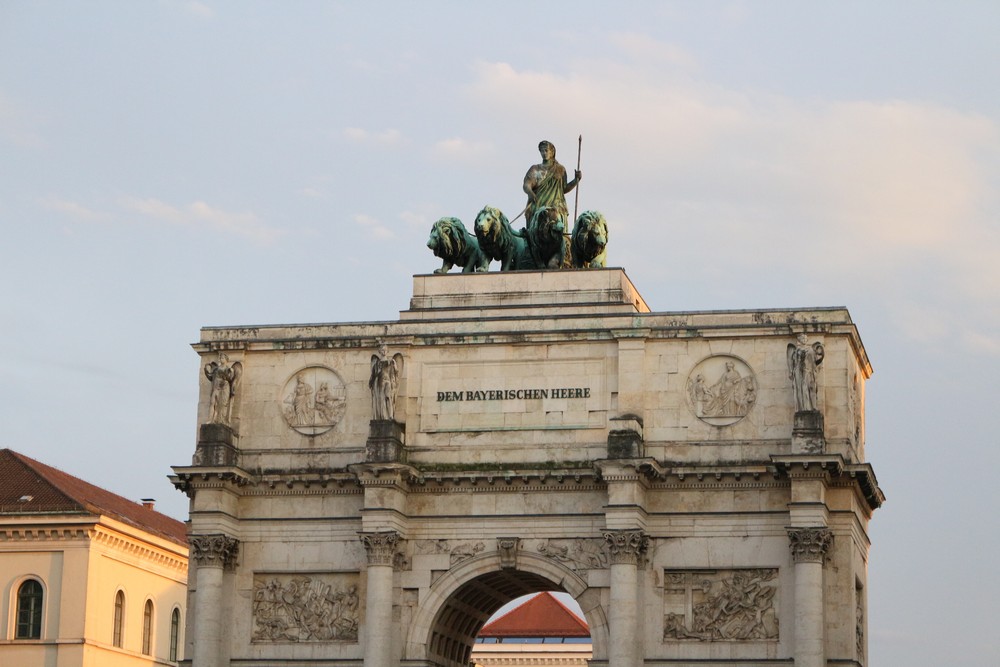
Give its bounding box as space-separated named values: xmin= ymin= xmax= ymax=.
xmin=360 ymin=531 xmax=400 ymax=667
xmin=603 ymin=529 xmax=648 ymax=667
xmin=189 ymin=534 xmax=239 ymax=667
xmin=788 ymin=528 xmax=833 ymax=667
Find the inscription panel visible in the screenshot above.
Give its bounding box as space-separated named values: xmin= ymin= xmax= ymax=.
xmin=418 ymin=359 xmax=607 ymax=432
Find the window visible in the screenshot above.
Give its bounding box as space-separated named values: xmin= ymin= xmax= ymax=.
xmin=15 ymin=579 xmax=43 ymax=639
xmin=142 ymin=599 xmax=154 ymax=655
xmin=113 ymin=590 xmax=125 ymax=647
xmin=169 ymin=608 xmax=180 ymax=661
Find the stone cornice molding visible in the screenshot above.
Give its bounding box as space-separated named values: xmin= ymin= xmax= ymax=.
xmin=773 ymin=455 xmax=884 ymax=511
xmin=349 ymin=463 xmax=419 ymax=491
xmin=190 ymin=533 xmax=240 ymax=570
xmin=602 ymin=529 xmax=649 ymax=566
xmin=595 ymin=458 xmax=665 ymax=484
xmin=787 ymin=527 xmax=833 ymax=563
xmin=90 ymin=529 xmax=189 ymax=573
xmin=170 ymin=466 xmax=253 ymax=493
xmin=0 ymin=524 xmax=188 ymax=573
xmin=359 ymin=530 xmax=402 ymax=567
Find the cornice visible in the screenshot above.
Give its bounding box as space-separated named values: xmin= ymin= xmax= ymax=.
xmin=170 ymin=465 xmax=253 ymax=492
xmin=91 ymin=528 xmax=189 ymax=573
xmin=771 ymin=455 xmax=884 ymax=511
xmin=0 ymin=524 xmax=187 ymax=573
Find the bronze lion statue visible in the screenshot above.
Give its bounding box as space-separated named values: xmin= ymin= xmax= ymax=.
xmin=526 ymin=206 xmax=567 ymax=270
xmin=571 ymin=210 xmax=608 ymax=268
xmin=427 ymin=217 xmax=490 ymax=274
xmin=474 ymin=206 xmax=533 ymax=271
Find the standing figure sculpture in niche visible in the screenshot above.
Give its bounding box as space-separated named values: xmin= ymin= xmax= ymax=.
xmin=787 ymin=334 xmax=825 ymax=411
xmin=204 ymin=353 xmax=242 ymax=425
xmin=370 ymin=343 xmax=404 ymax=421
xmin=522 ymin=140 xmax=581 ymax=229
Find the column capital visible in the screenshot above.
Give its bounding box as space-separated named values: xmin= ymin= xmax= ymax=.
xmin=602 ymin=529 xmax=649 ymax=566
xmin=190 ymin=533 xmax=240 ymax=570
xmin=787 ymin=527 xmax=833 ymax=563
xmin=359 ymin=530 xmax=402 ymax=566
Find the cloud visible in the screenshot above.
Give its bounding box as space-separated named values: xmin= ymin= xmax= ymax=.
xmin=119 ymin=197 xmax=282 ymax=244
xmin=40 ymin=197 xmax=109 ymax=222
xmin=184 ymin=1 xmax=214 ymax=19
xmin=0 ymin=92 xmax=46 ymax=149
xmin=354 ymin=213 xmax=395 ymax=240
xmin=462 ymin=48 xmax=1000 ymax=354
xmin=343 ymin=127 xmax=405 ymax=146
xmin=431 ymin=137 xmax=495 ymax=163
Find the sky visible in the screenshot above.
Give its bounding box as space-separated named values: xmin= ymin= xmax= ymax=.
xmin=1 ymin=2 xmax=998 ymax=664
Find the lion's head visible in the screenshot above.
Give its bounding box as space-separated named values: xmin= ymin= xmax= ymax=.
xmin=474 ymin=206 xmax=507 ymax=245
xmin=428 ymin=217 xmax=469 ymax=260
xmin=571 ymin=210 xmax=608 ymax=268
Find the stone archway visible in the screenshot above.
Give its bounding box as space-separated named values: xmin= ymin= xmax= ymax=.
xmin=404 ymin=552 xmax=608 ymax=667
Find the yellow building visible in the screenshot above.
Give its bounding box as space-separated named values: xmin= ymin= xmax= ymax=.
xmin=0 ymin=449 xmax=188 ymax=666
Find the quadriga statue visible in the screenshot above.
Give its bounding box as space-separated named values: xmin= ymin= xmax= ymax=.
xmin=474 ymin=206 xmax=534 ymax=271
xmin=526 ymin=206 xmax=567 ymax=269
xmin=426 ymin=217 xmax=489 ymax=274
xmin=571 ymin=210 xmax=608 ymax=268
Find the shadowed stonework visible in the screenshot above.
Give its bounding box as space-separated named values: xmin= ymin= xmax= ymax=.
xmin=172 ymin=269 xmax=882 ymax=667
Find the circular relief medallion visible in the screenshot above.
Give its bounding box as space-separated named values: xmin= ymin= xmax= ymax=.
xmin=281 ymin=366 xmax=346 ymax=435
xmin=685 ymin=355 xmax=757 ymax=426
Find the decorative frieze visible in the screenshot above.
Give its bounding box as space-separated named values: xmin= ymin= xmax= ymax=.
xmin=359 ymin=531 xmax=401 ymax=567
xmin=662 ymin=569 xmax=779 ymax=642
xmin=537 ymin=538 xmax=609 ymax=571
xmin=190 ymin=533 xmax=240 ymax=570
xmin=602 ymin=529 xmax=649 ymax=565
xmin=787 ymin=527 xmax=833 ymax=563
xmin=252 ymin=573 xmax=359 ymax=643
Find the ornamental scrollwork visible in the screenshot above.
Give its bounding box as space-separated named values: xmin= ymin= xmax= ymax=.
xmin=190 ymin=534 xmax=240 ymax=570
xmin=359 ymin=531 xmax=401 ymax=567
xmin=787 ymin=527 xmax=833 ymax=563
xmin=602 ymin=529 xmax=649 ymax=566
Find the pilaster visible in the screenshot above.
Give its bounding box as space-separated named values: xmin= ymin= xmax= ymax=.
xmin=360 ymin=530 xmax=404 ymax=667
xmin=190 ymin=534 xmax=240 ymax=667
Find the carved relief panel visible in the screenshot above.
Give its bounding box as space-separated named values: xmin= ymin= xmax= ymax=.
xmin=662 ymin=569 xmax=778 ymax=642
xmin=685 ymin=356 xmax=758 ymax=426
xmin=251 ymin=572 xmax=360 ymax=643
xmin=280 ymin=366 xmax=346 ymax=435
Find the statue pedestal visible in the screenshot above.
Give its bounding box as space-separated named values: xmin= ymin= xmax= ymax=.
xmin=366 ymin=420 xmax=406 ymax=463
xmin=608 ymin=416 xmax=644 ymax=458
xmin=792 ymin=410 xmax=825 ymax=454
xmin=194 ymin=423 xmax=239 ymax=466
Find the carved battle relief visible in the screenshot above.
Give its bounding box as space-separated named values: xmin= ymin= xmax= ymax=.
xmin=537 ymin=538 xmax=609 ymax=571
xmin=251 ymin=573 xmax=359 ymax=643
xmin=685 ymin=356 xmax=758 ymax=426
xmin=662 ymin=569 xmax=778 ymax=642
xmin=281 ymin=367 xmax=346 ymax=435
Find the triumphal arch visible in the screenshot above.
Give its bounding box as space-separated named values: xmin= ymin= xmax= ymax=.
xmin=172 ymin=264 xmax=882 ymax=667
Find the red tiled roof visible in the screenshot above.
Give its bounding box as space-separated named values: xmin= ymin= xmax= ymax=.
xmin=480 ymin=592 xmax=589 ymax=638
xmin=0 ymin=449 xmax=188 ymax=547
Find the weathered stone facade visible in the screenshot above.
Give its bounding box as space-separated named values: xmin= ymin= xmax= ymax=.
xmin=172 ymin=269 xmax=883 ymax=667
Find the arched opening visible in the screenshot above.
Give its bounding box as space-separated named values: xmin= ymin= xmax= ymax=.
xmin=471 ymin=592 xmax=591 ymax=667
xmin=408 ymin=553 xmax=606 ymax=667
